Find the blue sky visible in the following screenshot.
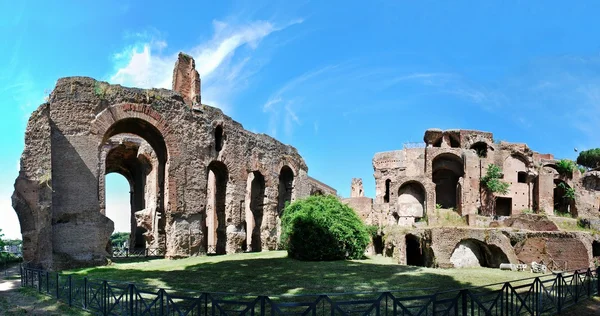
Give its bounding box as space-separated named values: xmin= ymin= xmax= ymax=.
xmin=1 ymin=1 xmax=600 ymax=238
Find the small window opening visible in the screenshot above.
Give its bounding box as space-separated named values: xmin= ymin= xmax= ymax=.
xmin=518 ymin=171 xmax=527 ymax=183
xmin=215 ymin=126 xmax=223 ymax=152
xmin=384 ymin=179 xmax=391 ymax=203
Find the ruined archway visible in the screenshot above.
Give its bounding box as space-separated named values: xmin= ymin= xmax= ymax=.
xmin=206 ymin=161 xmax=228 ymax=255
xmin=470 ymin=142 xmax=488 ymax=158
xmin=277 ymin=166 xmax=294 ymax=214
xmin=432 ymin=153 xmax=464 ymax=209
xmin=245 ymin=171 xmax=265 ymax=252
xmin=405 ymin=234 xmax=425 ymax=266
xmin=450 ymin=239 xmax=509 ymax=268
xmin=397 ymin=181 xmax=426 ymax=219
xmin=101 ymin=118 xmax=168 ymax=252
xmin=553 ymin=179 xmax=576 ymax=216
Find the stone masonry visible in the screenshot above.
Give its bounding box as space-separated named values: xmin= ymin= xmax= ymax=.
xmin=12 ymin=53 xmax=336 ymax=270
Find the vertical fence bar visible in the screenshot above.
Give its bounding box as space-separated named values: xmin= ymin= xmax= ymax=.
xmin=37 ymin=270 xmax=41 ymax=293
xmin=84 ymin=277 xmax=88 ymax=309
xmin=68 ymin=275 xmax=72 ymax=307
xmin=103 ymin=280 xmax=108 ymax=316
xmin=557 ymin=273 xmax=563 ymax=314
xmin=461 ymin=289 xmax=467 ymax=316
xmin=56 ymin=272 xmax=60 ymax=299
xmin=597 ymin=267 xmax=600 ymax=296
xmin=129 ymin=283 xmax=134 ymax=316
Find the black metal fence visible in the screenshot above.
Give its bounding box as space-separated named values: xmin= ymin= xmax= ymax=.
xmin=111 ymin=248 xmax=165 ymax=258
xmin=20 ymin=265 xmax=600 ymax=315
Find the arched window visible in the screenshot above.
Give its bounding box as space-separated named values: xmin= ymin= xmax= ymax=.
xmin=384 ymin=179 xmax=391 ymax=203
xmin=215 ymin=125 xmax=223 ymax=152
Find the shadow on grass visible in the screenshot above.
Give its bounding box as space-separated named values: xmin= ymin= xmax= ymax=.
xmin=67 ymin=253 xmax=497 ymax=297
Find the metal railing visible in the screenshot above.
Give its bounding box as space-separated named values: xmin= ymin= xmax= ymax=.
xmin=20 ymin=265 xmax=600 ymax=315
xmin=111 ymin=248 xmax=165 ymax=258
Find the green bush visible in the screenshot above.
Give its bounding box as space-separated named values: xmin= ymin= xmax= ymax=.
xmin=280 ymin=195 xmax=370 ymax=261
xmin=556 ymin=159 xmax=576 ymax=178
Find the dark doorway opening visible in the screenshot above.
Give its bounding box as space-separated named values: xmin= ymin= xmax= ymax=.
xmin=406 ymin=234 xmax=425 ymax=266
xmin=496 ymin=197 xmax=512 ymax=216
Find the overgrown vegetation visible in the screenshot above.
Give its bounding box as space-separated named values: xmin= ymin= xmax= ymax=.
xmin=556 ymin=159 xmax=576 ymax=178
xmin=280 ymin=195 xmax=370 ymax=261
xmin=577 ymin=148 xmax=600 ymax=170
xmin=557 ymin=182 xmax=576 ymax=201
xmin=480 ymin=164 xmax=510 ymax=216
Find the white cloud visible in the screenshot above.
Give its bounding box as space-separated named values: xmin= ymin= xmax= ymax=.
xmin=109 ymin=19 xmax=303 ymax=113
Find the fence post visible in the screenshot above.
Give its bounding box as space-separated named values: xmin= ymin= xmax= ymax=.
xmin=56 ymin=273 xmax=60 ymax=299
xmin=557 ymin=273 xmax=563 ymax=314
xmin=84 ymin=277 xmax=88 ymax=309
xmin=260 ymin=295 xmax=266 ymax=316
xmin=103 ymin=280 xmax=108 ymax=316
xmin=68 ymin=275 xmax=72 ymax=307
xmin=597 ymin=267 xmax=600 ymax=296
xmin=37 ymin=270 xmax=41 ymax=293
xmin=129 ymin=283 xmax=134 ymax=315
xmin=461 ymin=289 xmax=468 ymax=316
xmin=46 ymin=271 xmax=49 ymax=294
xmin=159 ymin=289 xmax=164 ymax=316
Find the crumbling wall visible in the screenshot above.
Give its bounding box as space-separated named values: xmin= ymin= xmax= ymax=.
xmin=13 ymin=53 xmax=329 ymax=270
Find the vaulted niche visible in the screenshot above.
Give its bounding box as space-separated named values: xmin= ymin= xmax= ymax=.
xmin=432 ymin=153 xmax=464 ymax=209
xmin=101 ymin=118 xmax=167 ymax=252
xmin=246 ymin=171 xmax=265 ymax=252
xmin=277 ymin=166 xmax=294 ymax=214
xmin=470 ymin=142 xmax=488 ymax=158
xmin=206 ymin=161 xmax=228 ymax=255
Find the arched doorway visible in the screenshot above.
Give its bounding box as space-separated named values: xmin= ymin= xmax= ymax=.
xmin=397 ymin=182 xmax=426 ymax=219
xmin=101 ymin=118 xmax=168 ymax=253
xmin=405 ymin=234 xmax=425 ymax=266
xmin=553 ymin=179 xmax=576 ymax=216
xmin=206 ymin=161 xmax=228 ymax=255
xmin=246 ymin=171 xmax=265 ymax=252
xmin=432 ymin=154 xmax=464 ymax=209
xmin=450 ymin=239 xmax=509 ymax=268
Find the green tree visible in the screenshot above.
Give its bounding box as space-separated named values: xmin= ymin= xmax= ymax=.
xmin=0 ymin=229 xmax=5 ymax=249
xmin=577 ymin=148 xmax=600 ymax=170
xmin=110 ymin=232 xmax=130 ymax=248
xmin=480 ymin=164 xmax=510 ymax=216
xmin=556 ymin=159 xmax=576 ymax=178
xmin=280 ymin=195 xmax=370 ymax=261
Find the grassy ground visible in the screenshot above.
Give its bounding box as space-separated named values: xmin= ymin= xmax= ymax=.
xmin=66 ymin=251 xmax=538 ymax=296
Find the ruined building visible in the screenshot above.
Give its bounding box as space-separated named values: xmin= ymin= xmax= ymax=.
xmin=12 ymin=53 xmax=336 ymax=270
xmin=344 ymin=129 xmax=600 ymax=269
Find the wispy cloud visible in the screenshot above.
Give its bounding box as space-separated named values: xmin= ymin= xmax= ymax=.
xmin=109 ymin=19 xmax=303 ymax=112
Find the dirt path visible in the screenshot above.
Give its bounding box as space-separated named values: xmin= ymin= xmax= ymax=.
xmin=0 ymin=265 xmax=89 ymax=315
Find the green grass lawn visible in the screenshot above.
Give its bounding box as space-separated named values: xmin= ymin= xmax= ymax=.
xmin=65 ymin=251 xmax=544 ymax=297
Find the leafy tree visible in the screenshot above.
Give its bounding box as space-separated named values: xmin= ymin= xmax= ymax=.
xmin=280 ymin=195 xmax=370 ymax=261
xmin=0 ymin=229 xmax=4 ymax=249
xmin=110 ymin=232 xmax=130 ymax=248
xmin=480 ymin=164 xmax=510 ymax=216
xmin=577 ymin=148 xmax=600 ymax=170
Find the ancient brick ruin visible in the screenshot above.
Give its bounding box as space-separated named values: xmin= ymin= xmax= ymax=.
xmin=343 ymin=129 xmax=600 ymax=270
xmin=12 ymin=52 xmax=600 ymax=272
xmin=12 ymin=53 xmax=336 ymax=270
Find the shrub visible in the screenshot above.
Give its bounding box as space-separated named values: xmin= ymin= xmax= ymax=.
xmin=577 ymin=148 xmax=600 ymax=170
xmin=556 ymin=159 xmax=576 ymax=178
xmin=280 ymin=195 xmax=370 ymax=261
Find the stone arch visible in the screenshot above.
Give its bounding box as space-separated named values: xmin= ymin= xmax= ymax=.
xmin=553 ymin=179 xmax=576 ymax=216
xmin=97 ymin=113 xmax=171 ymax=252
xmin=432 ymin=153 xmax=464 ymax=209
xmin=450 ymin=239 xmax=509 ymax=268
xmin=397 ymin=181 xmax=426 ymax=219
xmin=206 ymin=161 xmax=229 ymax=255
xmin=511 ymin=152 xmax=531 ymax=168
xmin=470 ymin=141 xmax=489 ymax=158
xmin=245 ymin=170 xmax=265 ymax=252
xmin=277 ymin=165 xmax=295 ymax=215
